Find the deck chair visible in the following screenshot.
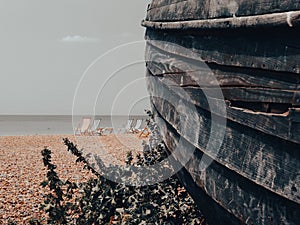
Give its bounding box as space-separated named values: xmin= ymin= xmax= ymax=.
xmin=131 ymin=119 xmax=143 ymax=133
xmin=118 ymin=119 xmax=134 ymax=133
xmin=89 ymin=119 xmax=104 ymax=135
xmin=75 ymin=117 xmax=92 ymax=135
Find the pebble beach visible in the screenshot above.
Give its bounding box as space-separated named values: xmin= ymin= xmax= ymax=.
xmin=0 ymin=134 xmax=145 ymax=224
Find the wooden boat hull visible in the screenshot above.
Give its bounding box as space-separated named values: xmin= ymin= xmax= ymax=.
xmin=146 ymin=70 xmax=300 ymax=224
xmin=143 ymin=1 xmax=300 ymax=224
xmin=151 ymin=105 xmax=300 ymax=225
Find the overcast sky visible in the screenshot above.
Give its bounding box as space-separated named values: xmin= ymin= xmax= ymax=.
xmin=0 ymin=0 xmax=151 ymax=115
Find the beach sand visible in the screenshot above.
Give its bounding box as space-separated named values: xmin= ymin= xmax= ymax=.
xmin=0 ymin=134 xmax=145 ymax=224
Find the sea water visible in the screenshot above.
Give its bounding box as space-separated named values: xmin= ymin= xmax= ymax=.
xmin=0 ymin=115 xmax=147 ymax=136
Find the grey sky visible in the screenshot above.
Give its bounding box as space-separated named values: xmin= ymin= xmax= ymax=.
xmin=0 ymin=0 xmax=151 ymax=115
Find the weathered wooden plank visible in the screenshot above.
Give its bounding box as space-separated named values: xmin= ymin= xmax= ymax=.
xmin=143 ymin=10 xmax=300 ymax=29
xmin=290 ymin=108 xmax=300 ymax=141
xmin=147 ymin=0 xmax=210 ymax=21
xmin=153 ymin=108 xmax=300 ymax=225
xmin=147 ymin=63 xmax=300 ymax=91
xmin=147 ymin=72 xmax=300 ymax=204
xmin=188 ymin=86 xmax=300 ymax=105
xmin=152 ymin=70 xmax=300 ymax=105
xmin=145 ymin=43 xmax=300 ymax=89
xmin=146 ymin=0 xmax=300 ymax=21
xmin=145 ymin=29 xmax=300 ymax=74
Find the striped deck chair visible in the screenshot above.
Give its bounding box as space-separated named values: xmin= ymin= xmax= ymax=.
xmin=118 ymin=119 xmax=134 ymax=133
xmin=131 ymin=119 xmax=143 ymax=133
xmin=75 ymin=117 xmax=92 ymax=135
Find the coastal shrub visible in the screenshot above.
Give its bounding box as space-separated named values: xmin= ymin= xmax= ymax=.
xmin=37 ymin=112 xmax=206 ymax=224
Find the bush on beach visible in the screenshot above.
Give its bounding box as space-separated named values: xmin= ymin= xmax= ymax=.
xmin=32 ymin=112 xmax=206 ymax=225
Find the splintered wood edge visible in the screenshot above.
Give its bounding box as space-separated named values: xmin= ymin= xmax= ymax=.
xmin=142 ymin=10 xmax=300 ymax=30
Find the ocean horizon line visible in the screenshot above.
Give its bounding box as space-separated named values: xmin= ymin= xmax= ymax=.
xmin=0 ymin=115 xmax=148 ymax=119
xmin=0 ymin=115 xmax=148 ymax=136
